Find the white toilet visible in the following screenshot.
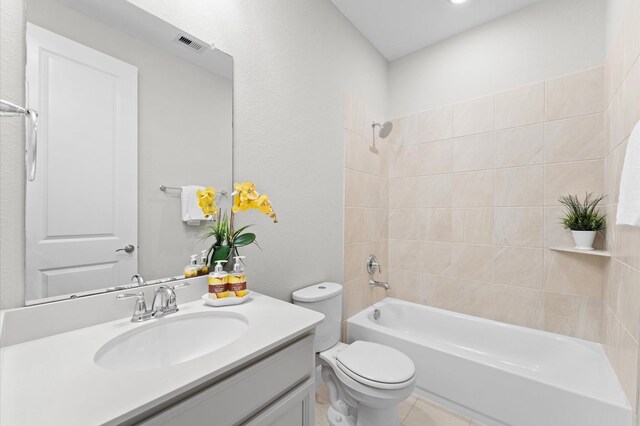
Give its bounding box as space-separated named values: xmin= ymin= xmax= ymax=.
xmin=292 ymin=282 xmax=416 ymax=426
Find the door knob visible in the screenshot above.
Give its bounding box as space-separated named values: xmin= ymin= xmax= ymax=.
xmin=116 ymin=244 xmax=135 ymax=254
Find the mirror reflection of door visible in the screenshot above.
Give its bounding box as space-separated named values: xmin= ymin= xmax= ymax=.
xmin=24 ymin=0 xmax=233 ymax=305
xmin=25 ymin=23 xmax=138 ymax=302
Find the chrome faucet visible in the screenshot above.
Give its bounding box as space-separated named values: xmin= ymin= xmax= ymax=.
xmin=117 ymin=282 xmax=190 ymax=322
xmin=369 ymin=279 xmax=390 ymax=291
xmin=131 ymin=273 xmax=145 ymax=287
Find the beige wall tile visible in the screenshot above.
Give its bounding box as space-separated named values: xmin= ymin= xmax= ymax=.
xmin=345 ymin=207 xmax=365 ymax=244
xmin=447 ymin=244 xmax=494 ymax=282
xmin=451 ymin=170 xmax=494 ymax=207
xmin=495 ymin=82 xmax=544 ymax=130
xmin=437 ymin=277 xmax=495 ymax=318
xmin=616 ymin=223 xmax=640 ymax=271
xmin=622 ymin=59 xmax=640 ymax=142
xmin=388 ymin=239 xmax=420 ymax=272
xmin=389 ymin=208 xmax=417 ymax=240
xmin=494 ymin=246 xmax=543 ymax=289
xmin=545 ymin=67 xmax=604 ymax=121
xmin=417 ymin=175 xmax=453 ymax=208
xmin=453 ymin=95 xmax=494 ymax=137
xmin=613 ymin=260 xmax=640 ymax=341
xmin=544 ymin=114 xmax=604 ymax=163
xmin=417 ymin=105 xmax=453 ymax=143
xmin=544 ymin=292 xmax=603 ymax=342
xmin=544 ymin=160 xmax=604 ymax=206
xmin=494 ymin=207 xmax=543 ymax=247
xmin=605 ymin=29 xmax=624 ymax=105
xmin=418 ymin=208 xmax=452 ymax=242
xmin=452 ymin=132 xmax=494 ymax=172
xmin=621 ymin=0 xmax=640 ymax=79
xmin=494 ymin=166 xmax=543 ymax=207
xmin=494 ymin=124 xmax=544 ymax=168
xmin=388 ymin=269 xmax=421 ymax=304
xmin=390 ymin=114 xmax=418 ymax=147
xmin=543 ymin=250 xmax=606 ymax=298
xmin=344 ymin=243 xmax=365 ymax=282
xmin=363 ymin=140 xmax=388 ymax=176
xmin=618 ymin=327 xmax=639 ymax=413
xmin=603 ymin=306 xmax=622 ymax=377
xmin=451 ymin=208 xmax=494 ymax=244
xmin=345 ymin=169 xmax=364 ymax=207
xmin=343 ymin=277 xmax=368 ymax=320
xmin=415 ymin=139 xmax=453 ymax=175
xmin=493 ymin=286 xmax=543 ymax=329
xmin=344 ymin=94 xmax=364 ymax=136
xmin=345 ymin=129 xmax=365 ymax=172
xmin=544 ymin=206 xmax=578 ymax=248
xmin=609 ymin=85 xmax=626 ymax=151
xmin=388 ymin=145 xmax=417 ymax=178
xmin=362 ymin=174 xmax=385 ymax=208
xmin=418 ymin=241 xmax=452 ymax=275
xmin=362 ymin=208 xmax=387 ymax=242
xmin=604 ymin=140 xmax=627 ymax=203
xmin=389 ymin=177 xmax=418 ymax=209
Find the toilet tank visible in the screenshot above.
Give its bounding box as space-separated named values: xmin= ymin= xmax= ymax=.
xmin=292 ymin=282 xmax=342 ymax=352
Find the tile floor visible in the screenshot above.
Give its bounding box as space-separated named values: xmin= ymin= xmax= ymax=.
xmin=315 ymin=385 xmax=482 ymax=426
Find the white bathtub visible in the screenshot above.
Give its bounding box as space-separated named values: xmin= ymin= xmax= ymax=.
xmin=347 ymin=298 xmax=632 ymax=426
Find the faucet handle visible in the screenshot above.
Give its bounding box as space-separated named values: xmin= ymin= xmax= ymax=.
xmin=117 ymin=291 xmax=144 ymax=301
xmin=367 ymin=255 xmax=382 ymax=274
xmin=117 ymin=292 xmax=151 ymax=322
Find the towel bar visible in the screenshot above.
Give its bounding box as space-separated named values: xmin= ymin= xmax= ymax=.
xmin=159 ymin=185 xmax=228 ymax=196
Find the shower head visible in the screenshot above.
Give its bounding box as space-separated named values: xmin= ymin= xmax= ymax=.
xmin=372 ymin=121 xmax=393 ymax=139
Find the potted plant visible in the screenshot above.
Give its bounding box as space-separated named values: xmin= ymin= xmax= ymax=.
xmin=197 ymin=182 xmax=277 ymax=270
xmin=558 ymin=193 xmax=606 ymax=251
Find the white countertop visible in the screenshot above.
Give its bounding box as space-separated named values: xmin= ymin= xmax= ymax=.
xmin=0 ymin=293 xmax=323 ymax=426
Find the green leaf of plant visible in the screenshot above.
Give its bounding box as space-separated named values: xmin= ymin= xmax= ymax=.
xmin=212 ymin=245 xmax=231 ymax=263
xmin=233 ymin=233 xmax=256 ymax=247
xmin=232 ymin=224 xmax=253 ymax=239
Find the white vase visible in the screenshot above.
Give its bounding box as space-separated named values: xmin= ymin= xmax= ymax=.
xmin=571 ymin=231 xmax=596 ymax=250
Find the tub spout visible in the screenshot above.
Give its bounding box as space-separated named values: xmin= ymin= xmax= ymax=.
xmin=369 ymin=279 xmax=390 ymax=291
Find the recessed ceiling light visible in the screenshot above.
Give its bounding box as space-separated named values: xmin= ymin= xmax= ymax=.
xmin=449 ymin=0 xmax=468 ymax=4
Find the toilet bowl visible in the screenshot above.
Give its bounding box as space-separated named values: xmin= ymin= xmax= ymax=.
xmin=292 ymin=283 xmax=416 ymax=426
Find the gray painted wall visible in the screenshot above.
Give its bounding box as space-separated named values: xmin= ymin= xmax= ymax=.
xmin=388 ymin=0 xmax=607 ymax=118
xmin=0 ymin=0 xmax=388 ymax=308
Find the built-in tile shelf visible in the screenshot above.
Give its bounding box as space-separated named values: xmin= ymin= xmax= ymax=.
xmin=548 ymin=246 xmax=611 ymax=258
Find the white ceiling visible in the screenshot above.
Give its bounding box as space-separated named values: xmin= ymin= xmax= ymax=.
xmin=331 ymin=0 xmax=544 ymax=61
xmin=57 ymin=0 xmax=233 ymax=79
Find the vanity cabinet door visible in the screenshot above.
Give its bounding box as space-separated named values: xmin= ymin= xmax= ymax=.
xmin=137 ymin=335 xmax=314 ymax=426
xmin=242 ymin=378 xmax=314 ymax=426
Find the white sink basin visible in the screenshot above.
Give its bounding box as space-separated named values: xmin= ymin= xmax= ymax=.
xmin=94 ymin=312 xmax=249 ymax=371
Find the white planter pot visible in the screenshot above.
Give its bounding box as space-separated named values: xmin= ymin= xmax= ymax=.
xmin=571 ymin=231 xmax=596 ymax=250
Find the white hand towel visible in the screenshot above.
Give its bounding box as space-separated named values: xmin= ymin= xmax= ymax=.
xmin=181 ymin=186 xmax=211 ymax=226
xmin=616 ymin=121 xmax=640 ymax=227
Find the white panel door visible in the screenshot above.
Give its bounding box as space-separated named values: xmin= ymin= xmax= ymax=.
xmin=26 ymin=23 xmax=138 ymax=302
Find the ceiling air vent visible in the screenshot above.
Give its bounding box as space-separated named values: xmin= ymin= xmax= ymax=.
xmin=172 ymin=33 xmax=207 ymax=54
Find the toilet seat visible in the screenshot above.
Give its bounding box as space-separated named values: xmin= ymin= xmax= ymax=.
xmin=335 ymin=341 xmax=415 ymax=390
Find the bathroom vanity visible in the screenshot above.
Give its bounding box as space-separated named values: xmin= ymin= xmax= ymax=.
xmin=0 ymin=281 xmax=324 ymax=425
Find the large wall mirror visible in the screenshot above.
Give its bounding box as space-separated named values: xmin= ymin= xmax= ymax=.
xmin=24 ymin=0 xmax=233 ymax=305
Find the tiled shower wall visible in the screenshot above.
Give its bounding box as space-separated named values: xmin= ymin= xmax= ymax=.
xmin=602 ymin=0 xmax=640 ymax=418
xmin=343 ymin=95 xmax=389 ymax=326
xmin=385 ymin=66 xmax=608 ymax=342
xmin=344 ymin=19 xmax=639 ymax=412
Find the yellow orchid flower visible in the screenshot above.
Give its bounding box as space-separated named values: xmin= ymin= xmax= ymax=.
xmin=197 ymin=187 xmax=217 ymax=217
xmin=232 ymin=182 xmax=277 ymax=222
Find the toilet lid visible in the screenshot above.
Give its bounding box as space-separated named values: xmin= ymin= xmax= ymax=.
xmin=336 ymin=341 xmax=415 ymax=388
